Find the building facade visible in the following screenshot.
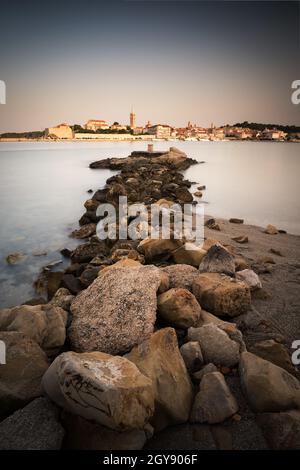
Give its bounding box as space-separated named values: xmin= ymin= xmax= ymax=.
xmin=45 ymin=123 xmax=73 ymax=139
xmin=85 ymin=119 xmax=109 ymax=131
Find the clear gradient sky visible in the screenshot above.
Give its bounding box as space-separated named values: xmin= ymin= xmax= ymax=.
xmin=0 ymin=0 xmax=299 ymax=132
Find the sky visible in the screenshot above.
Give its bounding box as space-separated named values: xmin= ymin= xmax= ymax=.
xmin=0 ymin=0 xmax=299 ymax=132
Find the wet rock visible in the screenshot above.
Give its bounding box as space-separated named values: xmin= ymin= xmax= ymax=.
xmin=194 ymin=191 xmax=203 ymax=198
xmin=126 ymin=328 xmax=193 ymax=431
xmin=34 ymin=270 xmax=64 ymax=301
xmin=264 ymin=224 xmax=278 ymax=235
xmin=192 ymin=273 xmax=251 ymax=317
xmin=157 ymin=288 xmax=201 ymax=329
xmin=49 ymin=287 xmax=74 ymax=311
xmin=70 ymin=241 xmax=109 ymax=263
xmin=0 ymin=331 xmax=49 ymax=418
xmin=0 ymin=304 xmax=67 ymax=356
xmin=187 ymin=324 xmax=240 ymax=367
xmin=180 ymin=342 xmax=204 ymax=372
xmin=161 ymin=264 xmax=199 ymax=291
xmin=239 ymin=352 xmax=300 ymax=413
xmin=42 ymin=351 xmax=154 ymax=431
xmin=6 ymin=252 xmax=27 ymax=265
xmin=190 ymin=372 xmax=238 ymax=424
xmin=61 ymin=274 xmax=83 ymax=295
xmin=60 ymin=248 xmax=72 ymax=258
xmin=79 ymin=266 xmax=100 ymax=288
xmin=229 ymin=218 xmax=244 ymax=224
xmin=199 ymin=245 xmax=235 ymax=276
xmin=0 ymin=397 xmax=64 ymax=450
xmin=62 ymin=412 xmax=150 ymax=450
xmin=236 ymin=269 xmax=262 ymax=291
xmin=256 ymin=410 xmax=300 ymax=450
xmin=71 ymin=223 xmax=96 ymax=239
xmin=69 ymin=265 xmax=161 ymax=354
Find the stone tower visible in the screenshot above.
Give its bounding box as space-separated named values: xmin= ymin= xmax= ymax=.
xmin=130 ymin=108 xmax=136 ymax=128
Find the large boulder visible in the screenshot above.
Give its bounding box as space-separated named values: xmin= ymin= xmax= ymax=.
xmin=71 ymin=223 xmax=96 ymax=239
xmin=69 ymin=265 xmax=161 ymax=354
xmin=190 ymin=372 xmax=238 ymax=424
xmin=42 ymin=351 xmax=154 ymax=431
xmin=157 ymin=288 xmax=201 ymax=329
xmin=126 ymin=328 xmax=193 ymax=431
xmin=239 ymin=352 xmax=300 ymax=413
xmin=187 ymin=324 xmax=240 ymax=367
xmin=192 ymin=273 xmax=251 ymax=317
xmin=161 ymin=264 xmax=199 ymax=291
xmin=0 ymin=304 xmax=67 ymax=356
xmin=0 ymin=332 xmax=49 ymax=418
xmin=0 ymin=397 xmax=64 ymax=450
xmin=256 ymin=410 xmax=300 ymax=450
xmin=199 ymin=245 xmax=235 ymax=276
xmin=62 ymin=412 xmax=151 ymax=450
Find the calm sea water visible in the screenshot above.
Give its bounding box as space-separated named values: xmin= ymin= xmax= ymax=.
xmin=0 ymin=140 xmax=299 ymax=308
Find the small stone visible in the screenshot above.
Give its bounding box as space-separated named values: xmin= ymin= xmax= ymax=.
xmin=229 ymin=218 xmax=244 ymax=224
xmin=236 ymin=269 xmax=262 ymax=291
xmin=192 ymin=363 xmax=218 ymax=383
xmin=269 ymin=248 xmax=283 ymax=256
xmin=157 ymin=288 xmax=201 ymax=329
xmin=6 ymin=252 xmax=27 ymax=264
xmin=264 ymin=224 xmax=278 ymax=235
xmin=180 ymin=341 xmax=204 ymax=372
xmin=232 ymin=235 xmax=248 ymax=244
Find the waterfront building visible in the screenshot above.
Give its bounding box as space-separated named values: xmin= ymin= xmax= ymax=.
xmin=147 ymin=124 xmax=171 ymax=139
xmin=45 ymin=123 xmax=73 ymax=139
xmin=85 ymin=119 xmax=109 ymax=131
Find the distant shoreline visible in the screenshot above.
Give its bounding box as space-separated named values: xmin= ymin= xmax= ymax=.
xmin=0 ymin=137 xmax=299 ymax=144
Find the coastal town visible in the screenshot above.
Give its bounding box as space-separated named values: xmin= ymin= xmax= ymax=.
xmin=1 ymin=110 xmax=299 ymax=142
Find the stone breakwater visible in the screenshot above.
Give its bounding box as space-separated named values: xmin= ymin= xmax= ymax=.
xmin=0 ymin=147 xmax=300 ymax=450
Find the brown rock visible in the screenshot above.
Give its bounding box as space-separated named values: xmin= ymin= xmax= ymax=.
xmin=256 ymin=410 xmax=300 ymax=449
xmin=157 ymin=288 xmax=201 ymax=329
xmin=161 ymin=264 xmax=199 ymax=291
xmin=126 ymin=328 xmax=193 ymax=431
xmin=192 ymin=273 xmax=251 ymax=317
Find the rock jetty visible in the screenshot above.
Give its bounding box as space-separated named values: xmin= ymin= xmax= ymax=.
xmin=0 ymin=146 xmax=299 ymax=450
